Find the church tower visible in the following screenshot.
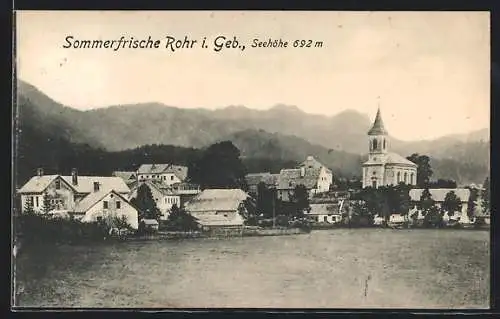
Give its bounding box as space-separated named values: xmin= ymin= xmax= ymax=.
xmin=367 ymin=107 xmax=388 ymax=161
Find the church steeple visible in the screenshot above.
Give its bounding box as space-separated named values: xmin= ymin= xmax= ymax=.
xmin=367 ymin=102 xmax=389 ymax=155
xmin=368 ymin=107 xmax=388 ymax=136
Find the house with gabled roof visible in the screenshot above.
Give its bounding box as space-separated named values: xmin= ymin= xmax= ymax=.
xmin=409 ymin=188 xmax=476 ymax=224
xmin=75 ymin=189 xmax=139 ymax=229
xmin=136 ymin=163 xmax=189 ymax=185
xmin=184 ymin=189 xmax=254 ymax=233
xmin=276 ymin=165 xmax=332 ymax=202
xmin=17 ymin=168 xmax=137 ymax=227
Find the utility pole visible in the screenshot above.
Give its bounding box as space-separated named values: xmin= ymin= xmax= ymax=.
xmin=272 ymin=189 xmax=276 ymax=229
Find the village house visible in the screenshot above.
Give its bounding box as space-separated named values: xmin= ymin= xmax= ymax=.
xmin=128 ymin=180 xmax=181 ymax=220
xmin=17 ymin=168 xmax=138 ymax=228
xmin=409 ymin=188 xmax=475 ymax=224
xmin=73 ymin=189 xmax=139 ymax=229
xmin=184 ymin=189 xmax=254 ymax=235
xmin=305 ymin=198 xmax=345 ymax=224
xmin=276 ymin=163 xmax=332 ymax=202
xmin=245 ymin=172 xmax=279 ymax=196
xmin=136 ymin=163 xmax=188 ymax=186
xmin=362 ymin=108 xmax=418 ymax=188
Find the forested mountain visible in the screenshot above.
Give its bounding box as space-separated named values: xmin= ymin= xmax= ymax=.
xmin=14 ymin=80 xmax=490 ymax=186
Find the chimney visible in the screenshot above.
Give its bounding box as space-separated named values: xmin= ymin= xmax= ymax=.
xmin=307 ymin=155 xmax=314 ymax=161
xmin=300 ymin=167 xmax=305 ymax=178
xmin=71 ymin=168 xmax=78 ymax=185
xmin=37 ymin=168 xmax=44 ymax=177
xmin=93 ymin=181 xmax=100 ymax=192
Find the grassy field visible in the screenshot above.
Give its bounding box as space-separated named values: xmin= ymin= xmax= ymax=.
xmin=13 ymin=228 xmax=489 ymax=309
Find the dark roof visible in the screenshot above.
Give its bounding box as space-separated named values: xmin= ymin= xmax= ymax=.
xmin=245 ymin=173 xmax=279 ymax=187
xmin=277 ymin=167 xmax=321 ymax=190
xmin=299 ymin=156 xmax=332 ymax=173
xmin=368 ymin=108 xmax=388 ymax=136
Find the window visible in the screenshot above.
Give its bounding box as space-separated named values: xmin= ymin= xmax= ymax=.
xmin=372 ymin=180 xmax=377 ymax=188
xmin=116 ymin=201 xmax=121 ymax=209
xmin=404 ymin=172 xmax=407 ymax=183
xmin=383 ymin=139 xmax=386 ymax=149
xmin=170 ymin=176 xmax=174 ymax=181
xmin=163 ymin=176 xmax=166 ymax=180
xmin=373 ymin=139 xmax=378 ymax=150
xmin=324 ymin=216 xmax=328 ymax=222
xmin=410 ymin=173 xmax=414 ymax=184
xmin=35 ymin=196 xmax=39 ymax=207
xmin=103 ymin=201 xmax=109 ymax=209
xmin=96 ymin=216 xmax=103 ymax=222
xmin=55 ymin=179 xmax=61 ymax=189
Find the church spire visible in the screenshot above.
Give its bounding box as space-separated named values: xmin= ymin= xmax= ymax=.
xmin=368 ymin=104 xmax=388 ymax=136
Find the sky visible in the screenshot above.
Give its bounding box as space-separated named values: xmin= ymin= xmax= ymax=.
xmin=16 ymin=11 xmax=490 ymax=141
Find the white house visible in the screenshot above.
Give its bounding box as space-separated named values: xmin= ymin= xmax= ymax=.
xmin=74 ymin=189 xmax=139 ymax=229
xmin=184 ymin=189 xmax=251 ymax=231
xmin=306 ymin=200 xmax=344 ymax=224
xmin=18 ymin=168 xmax=131 ymax=214
xmin=136 ymin=164 xmax=188 ymax=186
xmin=128 ymin=180 xmax=181 ymax=220
xmin=409 ymin=188 xmax=474 ymax=224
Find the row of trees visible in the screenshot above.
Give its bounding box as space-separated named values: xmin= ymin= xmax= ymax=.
xmin=349 ymin=176 xmax=490 ymax=228
xmin=255 ymin=183 xmax=310 ymax=220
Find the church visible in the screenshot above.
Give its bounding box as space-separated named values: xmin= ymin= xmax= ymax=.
xmin=362 ymin=108 xmax=418 ymax=189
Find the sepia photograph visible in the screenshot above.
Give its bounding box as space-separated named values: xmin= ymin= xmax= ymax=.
xmin=12 ymin=11 xmax=490 ymax=309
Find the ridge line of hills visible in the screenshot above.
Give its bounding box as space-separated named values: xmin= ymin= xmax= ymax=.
xmin=14 ymin=80 xmax=490 ymax=186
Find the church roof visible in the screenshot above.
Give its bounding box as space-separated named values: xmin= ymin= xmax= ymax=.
xmin=362 ymin=152 xmax=417 ymax=167
xmin=368 ymin=108 xmax=388 ymax=136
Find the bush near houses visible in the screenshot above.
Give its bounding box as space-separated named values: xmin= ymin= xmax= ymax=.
xmin=15 ymin=210 xmax=135 ymax=246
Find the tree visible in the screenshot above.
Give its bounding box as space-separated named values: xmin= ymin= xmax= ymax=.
xmin=481 ymin=177 xmax=490 ymax=215
xmin=406 ymin=153 xmax=433 ymax=187
xmin=442 ymin=191 xmax=462 ymax=217
xmin=165 ymin=204 xmax=199 ymax=231
xmin=42 ymin=193 xmax=54 ymax=214
xmin=467 ymin=187 xmax=479 ymax=218
xmin=23 ymin=197 xmax=35 ymax=215
xmin=130 ymin=184 xmax=162 ymax=220
xmin=190 ymin=141 xmax=247 ymax=190
xmin=423 ymin=206 xmax=443 ymax=228
xmin=395 ymin=183 xmax=412 ymax=222
xmin=350 ymin=200 xmax=373 ymax=227
xmin=289 ymin=185 xmax=310 ymax=218
xmin=418 ymin=187 xmax=435 ymax=216
xmin=256 ymin=182 xmax=275 ymax=219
